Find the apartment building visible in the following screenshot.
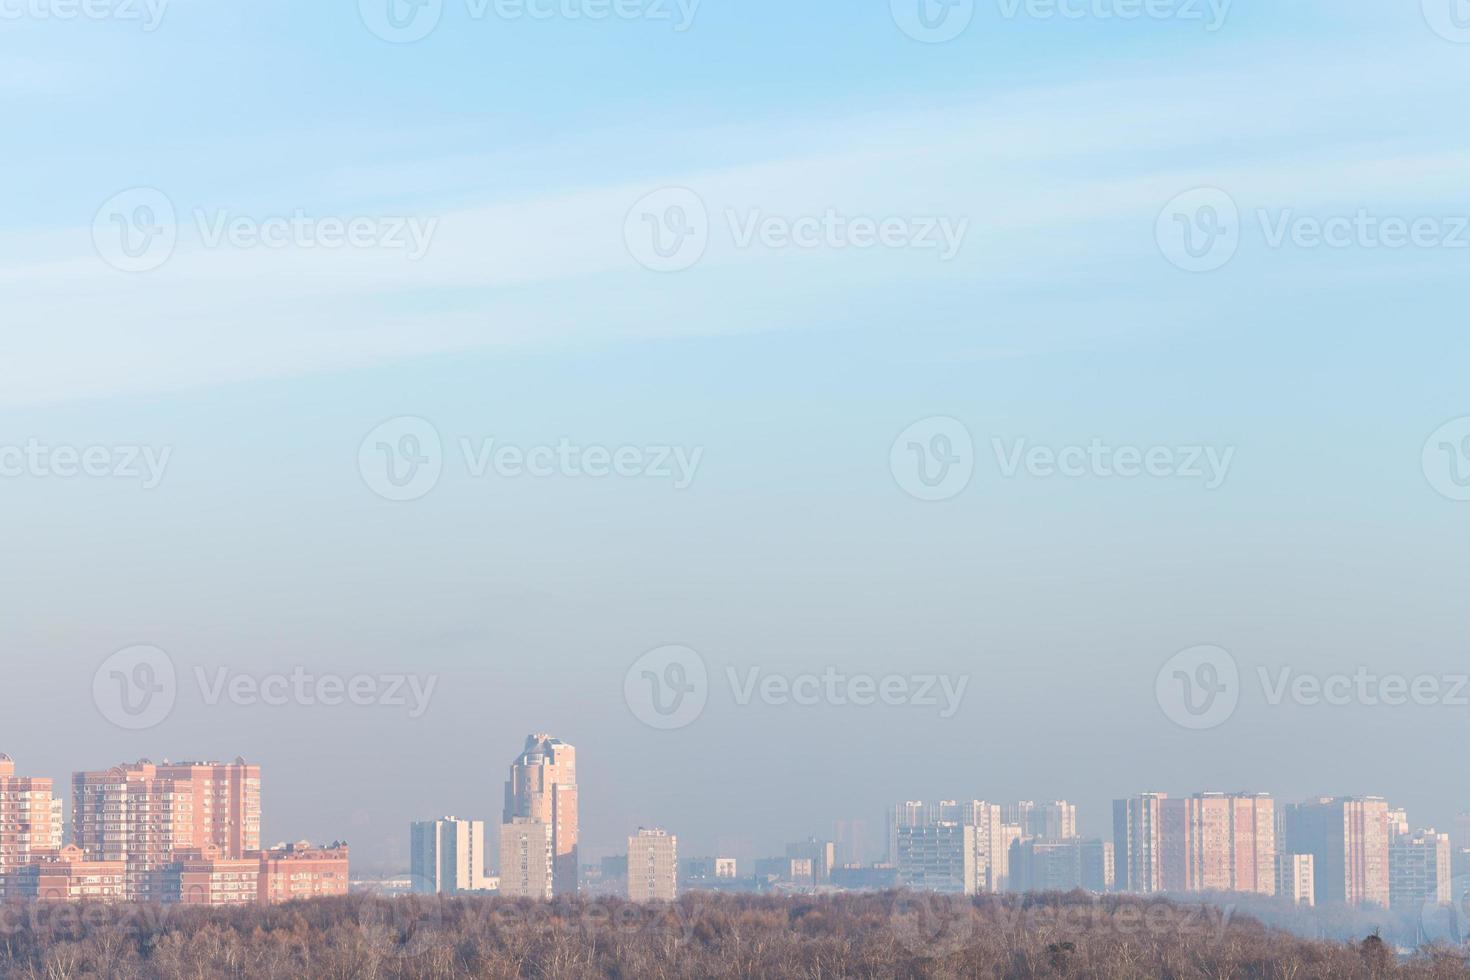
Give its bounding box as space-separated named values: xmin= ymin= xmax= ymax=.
xmin=503 ymin=735 xmax=578 ymax=896
xmin=1389 ymin=829 xmax=1451 ymax=910
xmin=1282 ymin=797 xmax=1391 ymax=908
xmin=256 ymin=841 xmax=350 ymax=904
xmin=498 ymin=817 xmax=553 ymax=899
xmin=1 ymin=845 xmax=125 ymax=903
xmin=411 ymin=817 xmax=491 ymax=894
xmin=628 ymin=827 xmax=678 ymax=902
xmin=0 ymin=755 xmax=63 ymax=885
xmin=71 ymin=758 xmax=261 ymax=902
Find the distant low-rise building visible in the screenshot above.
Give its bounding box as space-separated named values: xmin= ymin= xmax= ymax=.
xmin=682 ymin=856 xmax=738 ymax=885
xmin=831 ymin=864 xmax=899 ymax=890
xmin=2 ymin=845 xmax=125 ymax=903
xmin=1276 ymin=853 xmax=1315 ymax=907
xmin=257 ymin=841 xmax=349 ymax=904
xmin=1389 ymin=829 xmax=1450 ymax=910
xmin=167 ymin=844 xmax=261 ymax=907
xmin=785 ymin=839 xmax=836 ymax=884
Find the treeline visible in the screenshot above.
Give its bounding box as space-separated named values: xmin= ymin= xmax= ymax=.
xmin=0 ymin=890 xmax=1467 ymax=978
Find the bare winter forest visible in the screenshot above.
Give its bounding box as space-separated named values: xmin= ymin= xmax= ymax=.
xmin=1 ymin=891 xmax=1469 ymax=979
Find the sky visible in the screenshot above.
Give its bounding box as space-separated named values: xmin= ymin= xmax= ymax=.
xmin=3 ymin=0 xmax=1470 ymax=872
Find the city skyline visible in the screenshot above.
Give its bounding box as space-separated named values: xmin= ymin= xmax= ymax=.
xmin=5 ymin=0 xmax=1470 ymax=887
xmin=9 ymin=741 xmax=1467 ymax=919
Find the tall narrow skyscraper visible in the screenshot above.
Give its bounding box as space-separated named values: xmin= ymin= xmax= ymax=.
xmin=503 ymin=734 xmax=578 ymax=896
xmin=1113 ymin=793 xmax=1166 ymax=894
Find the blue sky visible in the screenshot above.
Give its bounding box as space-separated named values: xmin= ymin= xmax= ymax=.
xmin=3 ymin=0 xmax=1470 ymax=871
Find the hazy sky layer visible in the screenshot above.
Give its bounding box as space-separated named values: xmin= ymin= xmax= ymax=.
xmin=3 ymin=0 xmax=1470 ymax=870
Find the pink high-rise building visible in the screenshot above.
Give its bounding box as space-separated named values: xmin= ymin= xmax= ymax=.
xmin=0 ymin=754 xmax=63 ymax=883
xmin=72 ymin=758 xmax=261 ymax=903
xmin=503 ymin=734 xmax=578 ymax=896
xmin=1282 ymin=797 xmax=1391 ymax=908
xmin=1160 ymin=792 xmax=1276 ymax=896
